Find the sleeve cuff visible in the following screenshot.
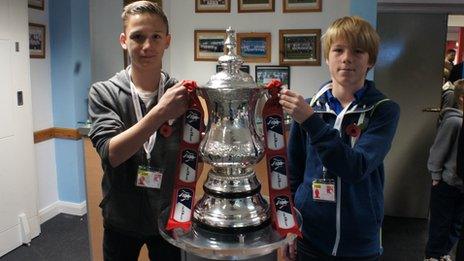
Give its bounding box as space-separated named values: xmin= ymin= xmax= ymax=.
xmin=300 ymin=113 xmax=330 ymax=141
xmin=430 ymin=172 xmax=442 ymax=180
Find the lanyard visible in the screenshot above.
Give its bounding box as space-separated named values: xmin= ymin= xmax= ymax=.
xmin=129 ymin=71 xmax=165 ymax=163
xmin=313 ymin=84 xmax=358 ymax=174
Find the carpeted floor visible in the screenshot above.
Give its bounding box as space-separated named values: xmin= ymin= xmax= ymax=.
xmin=0 ymin=214 xmax=441 ymax=261
xmin=0 ymin=214 xmax=89 ymax=261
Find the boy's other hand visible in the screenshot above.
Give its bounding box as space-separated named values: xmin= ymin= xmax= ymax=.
xmin=279 ymin=89 xmax=313 ymax=124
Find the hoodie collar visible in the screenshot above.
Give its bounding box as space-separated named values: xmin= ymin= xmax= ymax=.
xmin=109 ymin=65 xmax=172 ymax=95
xmin=325 ymin=83 xmax=367 ymax=115
xmin=311 ymin=80 xmax=386 ymax=114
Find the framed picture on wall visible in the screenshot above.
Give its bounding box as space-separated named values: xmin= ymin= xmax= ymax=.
xmin=283 ymin=0 xmax=322 ymax=13
xmin=194 ymin=30 xmax=227 ymax=61
xmin=255 ymin=65 xmax=290 ymax=87
xmin=279 ymin=29 xmax=321 ymax=66
xmin=238 ymin=0 xmax=275 ymax=13
xmin=236 ymin=33 xmax=271 ymax=63
xmin=123 ymin=0 xmax=162 ymax=8
xmin=196 ymin=0 xmax=231 ymax=13
xmin=28 ymin=0 xmax=44 ymax=10
xmin=216 ymin=64 xmax=250 ymax=74
xmin=29 ymin=23 xmax=46 ymax=59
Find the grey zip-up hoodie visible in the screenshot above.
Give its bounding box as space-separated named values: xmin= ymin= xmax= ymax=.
xmin=428 ymin=107 xmax=463 ymax=188
xmin=88 ymin=67 xmax=180 ymax=237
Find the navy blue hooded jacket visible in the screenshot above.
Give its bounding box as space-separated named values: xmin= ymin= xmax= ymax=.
xmin=288 ymin=80 xmax=400 ymax=257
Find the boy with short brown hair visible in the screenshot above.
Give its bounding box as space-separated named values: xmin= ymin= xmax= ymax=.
xmin=88 ymin=1 xmax=186 ymax=260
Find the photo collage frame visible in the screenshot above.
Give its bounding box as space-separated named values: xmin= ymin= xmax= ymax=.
xmin=192 ymin=0 xmax=323 ymax=89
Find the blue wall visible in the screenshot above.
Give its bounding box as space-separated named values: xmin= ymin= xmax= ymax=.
xmin=350 ymin=0 xmax=377 ymax=29
xmin=50 ymin=0 xmax=90 ymax=203
xmin=350 ymin=0 xmax=377 ymax=80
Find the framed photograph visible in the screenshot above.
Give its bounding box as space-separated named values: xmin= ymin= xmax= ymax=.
xmin=238 ymin=0 xmax=275 ymax=13
xmin=29 ymin=23 xmax=46 ymax=59
xmin=216 ymin=64 xmax=250 ymax=74
xmin=283 ymin=0 xmax=322 ymax=13
xmin=255 ymin=65 xmax=290 ymax=87
xmin=28 ymin=0 xmax=44 ymax=10
xmin=196 ymin=0 xmax=231 ymax=13
xmin=279 ymin=29 xmax=321 ymax=66
xmin=123 ymin=0 xmax=162 ymax=8
xmin=236 ymin=33 xmax=271 ymax=63
xmin=194 ymin=30 xmax=227 ymax=61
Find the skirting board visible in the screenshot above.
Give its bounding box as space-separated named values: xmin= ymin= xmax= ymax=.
xmin=38 ymin=201 xmax=87 ymax=224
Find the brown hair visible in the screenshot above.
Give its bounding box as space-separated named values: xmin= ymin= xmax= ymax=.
xmin=121 ymin=1 xmax=169 ymax=34
xmin=322 ymin=16 xmax=380 ymax=65
xmin=454 ymin=79 xmax=464 ymax=106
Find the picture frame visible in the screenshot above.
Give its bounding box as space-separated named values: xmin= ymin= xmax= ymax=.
xmin=283 ymin=0 xmax=322 ymax=13
xmin=196 ymin=0 xmax=231 ymax=13
xmin=194 ymin=30 xmax=227 ymax=61
xmin=123 ymin=0 xmax=162 ymax=8
xmin=29 ymin=23 xmax=46 ymax=59
xmin=255 ymin=65 xmax=290 ymax=87
xmin=238 ymin=0 xmax=275 ymax=13
xmin=279 ymin=29 xmax=321 ymax=66
xmin=28 ymin=0 xmax=44 ymax=10
xmin=216 ymin=64 xmax=250 ymax=74
xmin=236 ymin=33 xmax=271 ymax=63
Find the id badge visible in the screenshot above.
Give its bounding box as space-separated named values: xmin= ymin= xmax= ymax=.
xmin=135 ymin=165 xmax=163 ymax=189
xmin=312 ymin=179 xmax=336 ymax=203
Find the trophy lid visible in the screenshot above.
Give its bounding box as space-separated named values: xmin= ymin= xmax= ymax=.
xmin=202 ymin=27 xmax=258 ymax=90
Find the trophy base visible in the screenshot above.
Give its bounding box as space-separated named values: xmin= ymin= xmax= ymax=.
xmin=159 ymin=207 xmax=297 ymax=260
xmin=193 ymin=193 xmax=270 ymax=230
xmin=193 ymin=218 xmax=271 ymax=233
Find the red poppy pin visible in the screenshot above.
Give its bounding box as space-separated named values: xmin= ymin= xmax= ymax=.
xmin=345 ymin=123 xmax=361 ymax=138
xmin=160 ymin=123 xmax=173 ymax=138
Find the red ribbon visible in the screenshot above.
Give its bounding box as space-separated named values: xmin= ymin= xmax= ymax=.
xmin=263 ymin=80 xmax=301 ymax=238
xmin=166 ymin=79 xmax=300 ymax=238
xmin=166 ymin=80 xmax=205 ymax=232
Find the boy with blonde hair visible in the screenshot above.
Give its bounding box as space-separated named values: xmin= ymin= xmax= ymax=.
xmin=425 ymin=80 xmax=464 ymax=261
xmin=281 ymin=16 xmax=400 ymax=260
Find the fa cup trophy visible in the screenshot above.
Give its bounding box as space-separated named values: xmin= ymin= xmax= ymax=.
xmin=160 ymin=27 xmax=300 ymax=260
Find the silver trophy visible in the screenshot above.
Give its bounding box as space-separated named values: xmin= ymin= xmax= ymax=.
xmin=193 ymin=27 xmax=270 ymax=230
xmin=159 ymin=27 xmax=296 ymax=260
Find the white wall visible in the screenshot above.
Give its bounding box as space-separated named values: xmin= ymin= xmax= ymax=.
xmin=168 ymin=0 xmax=350 ymax=98
xmin=28 ymin=0 xmax=59 ymax=219
xmin=90 ymin=0 xmax=350 ymax=98
xmin=449 ymin=15 xmax=464 ymax=27
xmin=0 ymin=0 xmax=40 ymax=255
xmin=90 ymin=0 xmax=124 ymax=83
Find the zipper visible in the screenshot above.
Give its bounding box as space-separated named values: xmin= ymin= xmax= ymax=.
xmin=310 ymin=86 xmax=375 ymax=255
xmin=331 ymin=109 xmax=366 ymax=256
xmin=332 ymin=176 xmax=342 ymax=255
